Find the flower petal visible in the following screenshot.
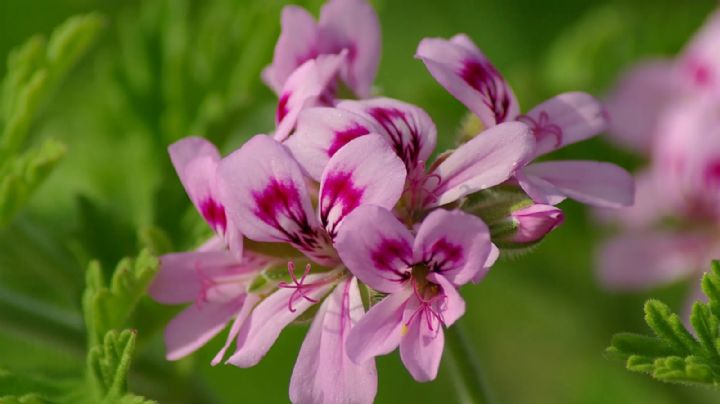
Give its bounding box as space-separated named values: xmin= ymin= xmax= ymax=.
xmin=426 ymin=273 xmax=465 ymax=326
xmin=289 ymin=277 xmax=377 ymax=404
xmin=416 ymin=34 xmax=519 ymax=127
xmin=319 ymin=134 xmax=407 ymax=237
xmin=226 ymin=273 xmax=335 ymax=367
xmin=318 ymin=0 xmax=381 ymax=98
xmin=399 ymin=296 xmax=445 ymax=382
xmin=286 ymin=107 xmax=376 ymax=180
xmin=335 ymin=205 xmax=414 ymax=293
xmin=520 ymin=92 xmax=608 ymax=157
xmin=263 ymin=6 xmax=320 ymax=94
xmin=413 ymin=209 xmax=492 ymax=286
xmin=597 ymin=233 xmax=713 ymax=291
xmin=164 ymin=298 xmax=245 ymax=361
xmin=211 ymin=293 xmax=260 ymax=366
xmin=336 ymin=98 xmax=437 ymax=172
xmin=275 ymin=53 xmax=346 ymax=141
xmin=680 ymin=9 xmax=720 ymax=91
xmin=218 ymin=135 xmax=335 ymax=263
xmin=346 ymin=286 xmax=413 ymax=364
xmin=522 ymin=161 xmax=635 ymax=208
xmin=430 ymin=121 xmax=534 ymax=206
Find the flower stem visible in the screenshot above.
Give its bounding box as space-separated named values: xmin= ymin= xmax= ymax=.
xmin=443 ymin=323 xmax=494 ymax=404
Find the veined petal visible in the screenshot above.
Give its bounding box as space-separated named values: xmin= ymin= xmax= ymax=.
xmin=398 ymin=295 xmax=445 ymax=382
xmin=319 ymin=135 xmax=407 ymax=237
xmin=430 ymin=121 xmax=534 ymax=206
xmin=413 ymin=209 xmax=492 ymax=286
xmin=346 ymin=286 xmax=413 ymax=364
xmin=275 ymin=53 xmax=346 ymax=141
xmin=336 ymin=98 xmax=437 ymax=172
xmin=416 ymin=34 xmax=519 ymax=127
xmin=227 ymin=273 xmax=335 ymax=367
xmin=318 ymin=0 xmax=381 ymax=98
xmin=523 ymin=161 xmax=635 ymax=208
xmin=290 ymin=277 xmax=377 ymax=404
xmin=597 ymin=232 xmax=713 ymax=291
xmin=286 ymin=107 xmax=377 ymax=180
xmin=168 ymin=137 xmax=227 ymax=234
xmin=211 ymin=293 xmax=260 ymax=366
xmin=335 ymin=205 xmax=414 ymax=293
xmin=520 ymin=92 xmax=608 ymax=157
xmin=263 ymin=6 xmax=320 ymax=94
xmin=164 ymin=298 xmax=245 ymax=361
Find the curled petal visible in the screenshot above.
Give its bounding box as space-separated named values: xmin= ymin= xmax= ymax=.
xmin=430 ymin=121 xmax=534 ymax=206
xmin=319 ymin=134 xmax=407 ymax=237
xmin=416 ymin=34 xmax=519 ymax=127
xmin=335 ymin=205 xmax=414 ymax=293
xmin=521 ymin=161 xmax=635 ymax=208
xmin=290 ymin=277 xmax=377 ymax=404
xmin=413 ymin=209 xmax=492 ymax=286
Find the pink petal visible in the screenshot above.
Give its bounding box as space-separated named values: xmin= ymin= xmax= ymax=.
xmin=211 ymin=293 xmax=260 ymax=366
xmin=516 ymin=169 xmax=568 ymax=206
xmin=149 ymin=250 xmax=255 ymax=305
xmin=289 ymin=277 xmax=377 ymax=404
xmin=346 ymin=286 xmax=413 ymax=364
xmin=318 ymin=0 xmax=381 ymax=98
xmin=335 ymin=205 xmax=414 ymax=293
xmin=164 ymin=298 xmax=245 ymax=361
xmin=594 ymin=169 xmax=668 ymax=230
xmin=605 ymin=60 xmax=683 ymax=152
xmin=429 ymin=121 xmax=534 ymax=206
xmin=680 ymin=9 xmax=720 ymax=91
xmin=413 ymin=209 xmax=492 ymax=286
xmin=286 ymin=107 xmax=377 ymax=180
xmin=473 ymin=243 xmax=499 ymax=284
xmin=263 ymin=6 xmax=320 ymax=94
xmin=336 ymin=98 xmax=438 ymax=172
xmin=168 ymin=137 xmax=228 ymax=234
xmin=226 ymin=273 xmax=335 ymax=367
xmin=416 ymin=34 xmax=519 ymax=127
xmin=319 ymin=134 xmax=407 ymax=237
xmin=522 ymin=161 xmax=635 ymax=208
xmin=426 ymin=273 xmax=466 ymax=326
xmin=597 ymin=233 xmax=713 ymax=291
xmin=218 ymin=135 xmax=326 ymax=256
xmin=520 ymin=92 xmax=608 ymax=157
xmin=398 ymin=295 xmax=445 ymax=382
xmin=275 ymin=53 xmax=346 ymax=141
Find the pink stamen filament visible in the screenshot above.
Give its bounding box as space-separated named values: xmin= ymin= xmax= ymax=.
xmin=278 ymin=262 xmax=319 ymax=312
xmin=405 ymin=276 xmax=448 ymax=334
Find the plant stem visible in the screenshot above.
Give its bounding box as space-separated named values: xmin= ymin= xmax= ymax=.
xmin=443 ymin=323 xmax=494 ymax=404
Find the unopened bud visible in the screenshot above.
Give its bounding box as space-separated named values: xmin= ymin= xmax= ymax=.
xmin=503 ymin=204 xmax=563 ymax=245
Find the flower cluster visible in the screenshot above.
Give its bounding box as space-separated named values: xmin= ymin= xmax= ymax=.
xmin=597 ymin=9 xmax=720 ymax=310
xmin=149 ymin=0 xmax=633 ymax=402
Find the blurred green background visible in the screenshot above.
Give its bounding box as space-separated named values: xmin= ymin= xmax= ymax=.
xmin=1 ymin=0 xmax=718 ymax=402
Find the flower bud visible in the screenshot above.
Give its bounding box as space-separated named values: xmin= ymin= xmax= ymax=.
xmin=505 ymin=204 xmax=564 ymax=245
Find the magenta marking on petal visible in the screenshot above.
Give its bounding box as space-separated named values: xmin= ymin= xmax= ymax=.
xmin=425 ymin=238 xmax=464 ymax=273
xmin=685 ymin=56 xmax=713 ymax=87
xmin=277 ymin=92 xmax=291 ymax=123
xmin=200 ymin=197 xmax=227 ymax=234
xmin=370 ymin=238 xmax=412 ymax=282
xmin=253 ymin=178 xmax=315 ymax=242
xmin=368 ymin=107 xmax=423 ymax=168
xmin=517 ymin=111 xmax=563 ymax=149
xmin=320 ymin=171 xmax=364 ymax=236
xmin=459 ymin=59 xmax=511 ymax=123
xmin=703 ymin=158 xmax=720 ymax=187
xmin=327 ymin=124 xmax=370 ymax=157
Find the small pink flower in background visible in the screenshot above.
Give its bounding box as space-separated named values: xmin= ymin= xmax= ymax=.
xmin=336 ymin=207 xmax=495 ymax=381
xmin=416 ymin=35 xmax=634 ymax=209
xmin=597 ymin=9 xmax=720 ymax=309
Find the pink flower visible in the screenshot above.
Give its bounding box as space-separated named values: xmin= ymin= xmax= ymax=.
xmin=416 ymin=34 xmax=634 ymax=208
xmin=263 ymin=0 xmax=381 ymax=98
xmin=335 ymin=207 xmax=496 ymax=381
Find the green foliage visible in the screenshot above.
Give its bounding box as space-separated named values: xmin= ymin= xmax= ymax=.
xmin=82 ymin=249 xmax=159 ymax=346
xmin=608 ymin=261 xmax=720 ymax=387
xmin=0 ymin=13 xmax=103 ymax=225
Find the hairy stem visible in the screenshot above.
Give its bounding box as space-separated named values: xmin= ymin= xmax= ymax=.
xmin=444 ymin=323 xmax=493 ymax=404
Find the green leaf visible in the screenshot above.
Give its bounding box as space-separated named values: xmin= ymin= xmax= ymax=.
xmin=82 ymin=250 xmax=159 ymax=345
xmin=609 ymin=260 xmax=720 ymax=388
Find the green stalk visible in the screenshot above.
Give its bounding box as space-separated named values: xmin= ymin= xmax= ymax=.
xmin=443 ymin=323 xmax=494 ymax=404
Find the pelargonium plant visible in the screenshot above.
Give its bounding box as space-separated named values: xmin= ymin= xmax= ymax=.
xmin=148 ymin=0 xmax=634 ymax=402
xmin=597 ymin=9 xmax=720 ymax=312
